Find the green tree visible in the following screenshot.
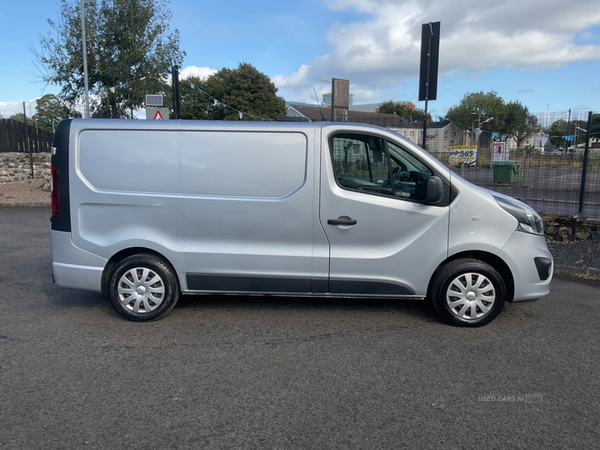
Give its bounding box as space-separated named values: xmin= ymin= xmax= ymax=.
xmin=179 ymin=63 xmax=286 ymax=121
xmin=33 ymin=94 xmax=81 ymax=132
xmin=549 ymin=119 xmax=591 ymax=151
xmin=501 ymin=101 xmax=540 ymax=149
xmin=377 ymin=101 xmax=429 ymax=122
xmin=446 ymin=91 xmax=508 ymax=134
xmin=548 ymin=119 xmax=569 ymax=149
xmin=34 ymin=0 xmax=185 ymax=118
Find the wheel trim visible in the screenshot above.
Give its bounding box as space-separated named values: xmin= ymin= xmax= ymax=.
xmin=117 ymin=267 xmax=165 ymax=313
xmin=446 ymin=272 xmax=495 ymax=320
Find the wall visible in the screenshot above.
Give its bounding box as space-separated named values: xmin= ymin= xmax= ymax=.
xmin=542 ymin=213 xmax=600 ymax=242
xmin=0 ymin=152 xmax=51 ymax=183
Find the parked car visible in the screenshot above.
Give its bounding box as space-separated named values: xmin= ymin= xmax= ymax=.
xmin=50 ymin=119 xmax=552 ymax=326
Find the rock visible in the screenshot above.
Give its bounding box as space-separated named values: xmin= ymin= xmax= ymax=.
xmin=558 ymin=227 xmax=571 ymax=237
xmin=575 ymin=231 xmax=590 ymax=241
xmin=545 ymin=226 xmax=558 ymax=236
xmin=592 ymin=231 xmax=600 ymax=242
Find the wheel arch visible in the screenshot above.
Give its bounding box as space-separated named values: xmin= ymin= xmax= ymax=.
xmin=429 ymin=250 xmax=515 ymax=303
xmin=101 ymin=247 xmax=180 ymax=292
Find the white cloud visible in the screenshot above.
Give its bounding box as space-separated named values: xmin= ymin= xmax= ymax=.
xmin=275 ymin=0 xmax=600 ymax=102
xmin=180 ymin=66 xmax=218 ymax=80
xmin=0 ymin=100 xmax=37 ymax=119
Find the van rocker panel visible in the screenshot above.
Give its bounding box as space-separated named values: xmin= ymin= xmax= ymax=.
xmin=186 ymin=274 xmax=415 ymax=296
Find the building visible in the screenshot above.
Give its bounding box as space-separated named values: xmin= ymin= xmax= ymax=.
xmin=390 ymin=121 xmax=468 ymax=153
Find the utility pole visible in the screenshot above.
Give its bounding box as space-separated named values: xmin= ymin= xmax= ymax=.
xmin=80 ymin=0 xmax=90 ymax=118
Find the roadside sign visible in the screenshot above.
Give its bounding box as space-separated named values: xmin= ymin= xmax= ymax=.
xmin=146 ymin=107 xmax=170 ymax=120
xmin=492 ymin=142 xmax=508 ymax=162
xmin=449 ymin=145 xmax=477 ymax=166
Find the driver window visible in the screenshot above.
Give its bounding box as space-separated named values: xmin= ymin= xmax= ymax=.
xmin=387 ymin=141 xmax=433 ymax=201
xmin=330 ymin=134 xmax=393 ymax=196
xmin=330 ymin=133 xmax=434 ymax=202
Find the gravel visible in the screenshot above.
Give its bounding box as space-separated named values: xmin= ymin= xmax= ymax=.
xmin=1 ymin=179 xmax=597 ymax=277
xmin=0 ymin=179 xmax=50 ymax=205
xmin=547 ymin=241 xmax=600 ymax=271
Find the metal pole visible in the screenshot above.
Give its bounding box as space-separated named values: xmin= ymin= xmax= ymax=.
xmin=23 ymin=102 xmax=34 ymax=179
xmin=80 ymin=0 xmax=90 ymax=118
xmin=422 ymin=23 xmax=433 ymax=150
xmin=567 ymin=108 xmax=571 ymax=152
xmin=577 ymin=111 xmax=593 ymax=216
xmin=172 ymin=66 xmax=180 ymax=119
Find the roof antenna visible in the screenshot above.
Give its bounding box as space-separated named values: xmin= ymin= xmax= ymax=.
xmin=313 ymin=87 xmax=325 ymax=121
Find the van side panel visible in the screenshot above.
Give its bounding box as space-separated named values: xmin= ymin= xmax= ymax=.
xmin=69 ymin=126 xmax=185 ymax=286
xmin=179 ymin=132 xmax=306 ymax=198
xmin=178 ymin=130 xmax=316 ymax=293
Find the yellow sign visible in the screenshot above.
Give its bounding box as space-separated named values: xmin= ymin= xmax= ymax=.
xmin=449 ymin=145 xmax=478 ymax=150
xmin=449 ymin=145 xmax=477 ymax=165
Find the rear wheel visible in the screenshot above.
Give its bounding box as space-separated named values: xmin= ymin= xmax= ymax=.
xmin=430 ymin=259 xmax=506 ymax=327
xmin=109 ymin=254 xmax=180 ymax=321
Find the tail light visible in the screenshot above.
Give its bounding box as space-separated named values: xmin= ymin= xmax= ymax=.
xmin=51 ymin=164 xmax=60 ymax=216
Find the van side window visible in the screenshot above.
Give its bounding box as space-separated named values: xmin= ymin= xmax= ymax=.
xmin=330 ymin=133 xmax=434 ymax=202
xmin=330 ymin=134 xmax=393 ymax=196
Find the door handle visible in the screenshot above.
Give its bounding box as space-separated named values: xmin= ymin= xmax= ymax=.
xmin=327 ymin=217 xmax=357 ymax=226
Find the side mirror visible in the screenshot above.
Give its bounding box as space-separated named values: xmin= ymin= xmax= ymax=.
xmin=425 ymin=176 xmax=445 ymax=204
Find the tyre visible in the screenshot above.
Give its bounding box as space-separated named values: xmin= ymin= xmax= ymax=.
xmin=430 ymin=259 xmax=506 ymax=327
xmin=108 ymin=254 xmax=180 ymax=322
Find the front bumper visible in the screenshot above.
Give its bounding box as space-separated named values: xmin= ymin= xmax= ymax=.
xmin=498 ymin=231 xmax=553 ymax=302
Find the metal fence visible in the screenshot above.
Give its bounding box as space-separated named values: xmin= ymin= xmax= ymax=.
xmin=0 ymin=119 xmax=54 ymax=153
xmin=430 ymin=150 xmax=600 ymax=218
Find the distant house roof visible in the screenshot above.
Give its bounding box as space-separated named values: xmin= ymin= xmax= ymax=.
xmin=286 ymin=104 xmax=405 ymax=128
xmin=349 ymin=103 xmax=382 ymax=113
xmin=349 ymin=101 xmax=416 ymax=113
xmin=392 ymin=121 xmax=454 ymax=130
xmin=286 ymin=104 xmax=453 ymax=129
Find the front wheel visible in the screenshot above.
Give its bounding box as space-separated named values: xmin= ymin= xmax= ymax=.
xmin=430 ymin=259 xmax=506 ymax=327
xmin=108 ymin=254 xmax=180 ymax=322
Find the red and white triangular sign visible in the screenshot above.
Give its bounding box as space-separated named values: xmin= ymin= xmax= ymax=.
xmin=153 ymin=110 xmax=164 ymax=120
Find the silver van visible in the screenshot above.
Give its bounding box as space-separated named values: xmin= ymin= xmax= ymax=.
xmin=50 ymin=119 xmax=553 ymax=326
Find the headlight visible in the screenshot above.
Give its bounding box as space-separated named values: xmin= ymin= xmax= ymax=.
xmin=493 ymin=195 xmax=544 ymax=235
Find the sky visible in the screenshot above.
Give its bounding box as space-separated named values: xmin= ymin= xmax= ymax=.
xmin=1 ymin=0 xmax=600 ymax=120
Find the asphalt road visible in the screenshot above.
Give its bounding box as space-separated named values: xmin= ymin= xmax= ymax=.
xmin=1 ymin=207 xmax=599 ymax=449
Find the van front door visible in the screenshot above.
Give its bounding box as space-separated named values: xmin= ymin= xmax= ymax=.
xmin=319 ymin=130 xmax=449 ymax=297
